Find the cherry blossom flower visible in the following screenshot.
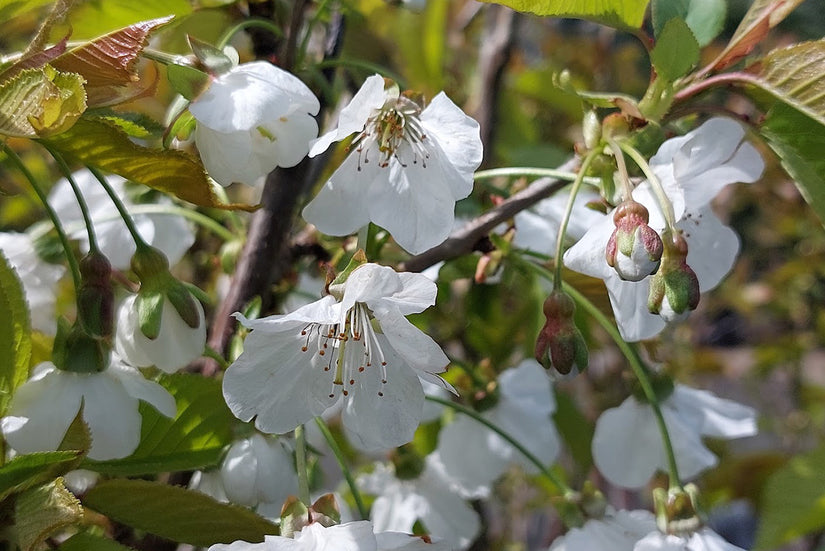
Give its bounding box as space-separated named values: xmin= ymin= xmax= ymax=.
xmin=633 ymin=528 xmax=746 ymax=551
xmin=591 ymin=384 xmax=757 ymax=489
xmin=222 ymin=263 xmax=452 ymax=451
xmin=549 ymin=509 xmax=658 ymax=551
xmin=563 ymin=118 xmax=764 ymax=341
xmin=302 ymin=74 xmax=483 ymax=255
xmin=436 ymin=360 xmax=561 ymax=498
xmin=208 ymin=520 xmax=452 ymax=551
xmin=0 ymin=357 xmax=176 ymax=460
xmin=359 ymin=457 xmax=481 ymax=550
xmin=115 ymin=293 xmax=206 ymax=373
xmin=49 ymin=170 xmax=195 ymax=270
xmin=190 ymin=433 xmax=297 ymax=518
xmin=0 ymin=231 xmax=65 ymax=334
xmin=189 ymin=61 xmax=320 ymax=187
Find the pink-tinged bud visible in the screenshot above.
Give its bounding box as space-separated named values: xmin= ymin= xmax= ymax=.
xmin=535 ymin=291 xmax=588 ymax=377
xmin=605 ymin=201 xmax=663 ymax=282
xmin=647 ymin=231 xmax=700 ymax=322
xmin=77 ymin=251 xmax=114 ymax=339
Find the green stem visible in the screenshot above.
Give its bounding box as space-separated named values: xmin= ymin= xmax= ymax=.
xmin=356 ymin=224 xmax=370 ymax=257
xmin=514 ymin=254 xmax=683 ymax=488
xmin=2 ymin=144 xmax=81 ymax=292
xmin=553 ymin=151 xmax=599 ymax=289
xmin=474 ymin=166 xmax=600 ymax=186
xmin=141 ymin=48 xmax=194 ymax=67
xmin=605 ymin=139 xmax=635 ymax=201
xmin=313 ymin=417 xmax=369 ymax=520
xmin=202 ymin=346 xmax=229 ymax=370
xmin=425 ymin=395 xmax=574 ymax=497
xmin=617 ymin=141 xmax=677 ymax=232
xmin=294 ymin=424 xmax=311 ymax=506
xmin=314 ymin=59 xmax=407 ymax=89
xmin=41 ymin=144 xmax=99 ymax=254
xmin=217 ymin=19 xmax=283 ymax=50
xmin=297 ymin=0 xmax=331 ymax=68
xmin=86 ymin=167 xmax=151 ymax=251
xmin=128 ymin=204 xmax=235 ymax=242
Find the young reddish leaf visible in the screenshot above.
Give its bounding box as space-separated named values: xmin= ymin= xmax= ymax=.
xmin=0 ymin=36 xmax=68 ymax=83
xmin=40 ymin=117 xmax=256 ymax=211
xmin=51 ymin=16 xmax=173 ymax=106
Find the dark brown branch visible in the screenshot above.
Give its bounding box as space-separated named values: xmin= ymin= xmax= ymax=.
xmin=399 ymin=157 xmax=580 ymax=273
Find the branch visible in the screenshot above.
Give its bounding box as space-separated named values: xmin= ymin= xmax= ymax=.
xmin=399 ymin=156 xmax=580 ymax=273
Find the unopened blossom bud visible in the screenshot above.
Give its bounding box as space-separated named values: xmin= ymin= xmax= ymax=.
xmin=535 ymin=290 xmax=588 ymax=377
xmin=605 ymin=200 xmax=663 ymax=281
xmin=647 ymin=231 xmax=700 ymax=322
xmin=582 ymin=110 xmax=601 ymax=150
xmin=130 ymin=245 xmax=170 ymax=282
xmin=77 ymin=251 xmax=114 ymax=339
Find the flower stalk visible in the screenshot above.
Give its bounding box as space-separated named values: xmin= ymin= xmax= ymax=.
xmin=314 ymin=417 xmax=369 ymax=520
xmin=294 ymin=424 xmax=311 ymax=507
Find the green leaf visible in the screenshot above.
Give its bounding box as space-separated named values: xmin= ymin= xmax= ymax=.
xmin=58 ymin=531 xmax=136 ymax=551
xmin=0 ymin=249 xmax=31 ymax=416
xmin=651 ymin=0 xmax=726 ymax=47
xmin=650 ymin=17 xmax=700 ymax=81
xmin=755 ymin=446 xmax=825 ymax=549
xmin=60 ymin=0 xmax=191 ymax=41
xmin=710 ymin=0 xmax=805 ymax=71
xmin=762 ymin=103 xmax=825 ymax=227
xmin=84 ymin=373 xmax=234 ymax=476
xmin=0 ymin=450 xmax=82 ymax=502
xmin=83 ymin=479 xmax=280 ymax=546
xmin=0 ymin=66 xmax=86 ymax=138
xmin=480 ymin=0 xmax=650 ymax=29
xmin=167 ymin=63 xmax=210 ymax=101
xmin=747 ymin=39 xmax=825 ymax=129
xmin=40 ymin=117 xmax=256 ymax=211
xmin=51 ymin=17 xmax=173 ymax=107
xmin=16 ymin=478 xmax=83 ymax=551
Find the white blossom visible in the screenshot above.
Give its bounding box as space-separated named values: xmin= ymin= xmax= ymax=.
xmin=1 ymin=358 xmax=176 ymax=460
xmin=563 ymin=118 xmax=764 ymax=341
xmin=189 ymin=61 xmax=320 ymax=187
xmin=436 ymin=359 xmax=561 ymax=498
xmin=0 ymin=231 xmax=65 ymax=334
xmin=591 ymin=384 xmax=757 ymax=488
xmin=49 ymin=169 xmax=195 ymax=270
xmin=115 ymin=294 xmax=206 ymax=373
xmin=223 ymin=263 xmax=452 ymax=451
xmin=549 ymin=509 xmax=658 ymax=551
xmin=633 ymin=528 xmax=746 ymax=551
xmin=303 ymin=74 xmax=483 ymax=255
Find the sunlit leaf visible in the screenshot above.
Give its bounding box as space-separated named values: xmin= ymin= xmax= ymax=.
xmin=0 ymin=66 xmax=86 ymax=138
xmin=762 ymin=103 xmax=825 ymax=227
xmin=480 ymin=0 xmax=650 ymax=29
xmin=16 ymin=478 xmax=83 ymax=551
xmin=0 ymin=249 xmax=31 ymax=416
xmin=41 ymin=117 xmax=256 ymax=210
xmin=51 ymin=17 xmax=173 ymax=107
xmin=0 ymin=451 xmax=83 ymax=502
xmin=59 ymin=0 xmax=191 ymax=41
xmin=83 ymin=479 xmax=280 ymax=546
xmin=651 ymin=0 xmax=726 ymax=47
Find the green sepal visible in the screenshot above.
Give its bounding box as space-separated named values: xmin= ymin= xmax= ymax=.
xmin=167 ymin=64 xmax=210 ymax=101
xmin=311 ymin=494 xmax=341 ymax=526
xmin=188 ymin=35 xmax=234 ymax=75
xmin=166 ymin=283 xmax=201 ymax=329
xmin=329 ymin=249 xmax=368 ymax=292
xmin=279 ymin=496 xmax=309 ymax=538
xmin=57 ymin=325 xmax=109 ymax=374
xmin=136 ymin=291 xmax=164 ymax=340
xmin=163 ymin=106 xmax=196 ymax=148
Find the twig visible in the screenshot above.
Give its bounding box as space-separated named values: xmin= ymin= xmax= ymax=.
xmin=399 ymin=156 xmax=580 ymax=273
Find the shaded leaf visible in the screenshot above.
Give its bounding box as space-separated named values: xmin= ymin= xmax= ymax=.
xmin=52 ymin=17 xmax=172 ymax=107
xmin=0 ymin=450 xmax=82 ymax=502
xmin=0 ymin=249 xmax=31 ymax=416
xmin=16 ymin=478 xmax=83 ymax=551
xmin=650 ymin=17 xmax=700 ymax=82
xmin=651 ymin=0 xmax=726 ymax=47
xmin=0 ymin=66 xmax=86 ymax=138
xmin=60 ymin=0 xmax=191 ymax=41
xmin=40 ymin=117 xmax=256 ymax=210
xmin=58 ymin=531 xmax=135 ymax=551
xmin=480 ymin=0 xmax=649 ymax=29
xmin=747 ymin=39 xmax=825 ymax=128
xmin=755 ymin=446 xmax=825 ymax=549
xmin=762 ymin=103 xmax=825 ymax=227
xmin=710 ymin=0 xmax=805 ymax=72
xmin=83 ymin=373 xmax=234 ymax=476
xmin=83 ymin=479 xmax=280 ymax=546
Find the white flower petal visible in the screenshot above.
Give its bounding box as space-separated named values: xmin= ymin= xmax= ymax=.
xmin=436 ymin=414 xmax=505 ymax=498
xmin=550 ymin=509 xmax=657 ymax=551
xmin=562 ymin=213 xmax=616 ymax=279
xmin=80 ymin=372 xmax=143 ymax=460
xmin=605 ymin=275 xmax=667 ymax=342
xmin=680 ymin=207 xmax=740 ymax=293
xmin=669 ymin=385 xmax=757 ymax=439
xmin=107 ymin=358 xmax=177 ymax=418
xmin=342 ymin=264 xmax=404 ymax=309
xmin=378 ymin=310 xmax=449 ymax=375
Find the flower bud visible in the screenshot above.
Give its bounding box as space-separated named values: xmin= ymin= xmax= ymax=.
xmin=647 ymin=231 xmax=700 ymax=322
xmin=130 ymin=245 xmax=171 ymax=286
xmin=55 ymin=324 xmax=110 ymax=374
xmin=77 ymin=251 xmax=114 ymax=339
xmin=535 ymin=290 xmax=588 ymax=377
xmin=605 ymin=201 xmax=664 ymax=282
